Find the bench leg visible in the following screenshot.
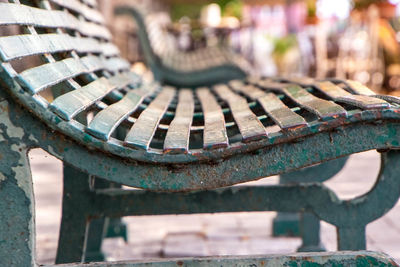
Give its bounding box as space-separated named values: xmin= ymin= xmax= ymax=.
xmin=337 ymin=226 xmax=366 ymax=250
xmin=298 ymin=213 xmax=325 ymax=252
xmin=0 ymin=143 xmax=35 ymax=267
xmin=273 ymin=157 xmax=347 ymax=251
xmin=106 ymin=217 xmax=128 ymax=242
xmin=85 ymin=218 xmax=107 ymax=262
xmin=85 ymin=216 xmax=127 ymax=262
xmin=56 ymin=164 xmax=90 ymax=264
xmin=84 ymin=178 xmax=115 ymax=263
xmin=57 ymin=166 xmax=126 ymax=263
xmin=272 ymin=212 xmax=300 ymax=236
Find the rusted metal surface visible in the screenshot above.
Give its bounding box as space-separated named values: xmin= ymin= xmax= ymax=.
xmin=163 ymin=89 xmax=194 ymax=154
xmin=47 ymin=251 xmax=400 ymax=266
xmin=196 ymin=87 xmax=229 ymax=149
xmin=229 ymin=80 xmax=308 ymax=129
xmin=124 ymin=87 xmax=176 ymax=150
xmin=87 ymin=84 xmax=156 ymax=141
xmin=2 ymin=94 xmax=400 ymax=191
xmin=213 ymin=84 xmax=267 ymax=142
xmin=0 ymin=98 xmax=36 ymax=267
xmin=2 ymin=85 xmax=400 ymax=264
xmin=1 ymin=1 xmax=400 ymax=266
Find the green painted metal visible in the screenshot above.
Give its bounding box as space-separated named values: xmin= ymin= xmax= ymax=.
xmin=113 ymin=5 xmax=247 ymax=88
xmin=2 ymin=91 xmax=400 ymax=265
xmin=5 ymin=58 xmax=400 ymax=167
xmin=196 ymin=87 xmax=229 ymax=149
xmin=50 ymin=73 xmax=140 ymax=121
xmin=56 ymin=164 xmax=92 ymax=264
xmin=0 ymin=109 xmax=35 ymax=267
xmin=105 ymin=218 xmax=128 ymax=242
xmin=0 ymin=2 xmax=111 ymax=40
xmin=2 ymin=82 xmax=400 ymax=191
xmin=48 ymin=0 xmax=104 ymax=24
xmin=47 ymin=252 xmax=399 ymax=267
xmin=124 ymin=87 xmax=176 ymax=150
xmin=87 ymin=84 xmax=156 ymax=141
xmin=214 ymin=84 xmax=267 ymax=142
xmin=229 ymin=80 xmax=308 ymax=129
xmin=1 ymin=2 xmax=400 ymax=266
xmin=315 ymin=81 xmax=389 ymax=109
xmin=273 ymin=212 xmax=301 ymax=237
xmin=297 ymin=213 xmax=325 ymax=252
xmin=164 ymin=89 xmax=194 ymax=153
xmin=49 ymin=139 xmax=400 ymax=262
xmin=0 ymin=33 xmax=119 ymax=61
xmin=273 ymin=157 xmax=348 ymax=239
xmin=17 ymin=56 xmax=130 ymax=94
xmin=83 ymin=178 xmax=118 ymax=263
xmin=280 ymin=156 xmax=349 ymax=184
xmin=272 ymin=83 xmax=348 ymax=119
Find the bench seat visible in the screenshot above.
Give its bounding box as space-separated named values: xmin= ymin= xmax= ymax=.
xmin=1 ymin=1 xmax=400 ymax=189
xmin=12 ymin=71 xmax=400 ymax=163
xmin=4 ymin=43 xmax=400 ymax=190
xmin=0 ymin=0 xmax=398 ymax=187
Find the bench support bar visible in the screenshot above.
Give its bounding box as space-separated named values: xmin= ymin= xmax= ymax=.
xmin=56 ymin=149 xmax=400 ymax=262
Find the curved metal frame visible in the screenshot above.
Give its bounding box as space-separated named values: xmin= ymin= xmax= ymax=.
xmin=113 ymin=6 xmax=247 ymax=88
xmin=3 ymin=87 xmax=400 ymax=191
xmin=54 ymin=149 xmax=400 ymax=262
xmin=1 ymin=90 xmax=400 ymax=265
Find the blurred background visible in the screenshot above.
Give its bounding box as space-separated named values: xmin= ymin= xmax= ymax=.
xmin=97 ymin=0 xmax=400 ymax=94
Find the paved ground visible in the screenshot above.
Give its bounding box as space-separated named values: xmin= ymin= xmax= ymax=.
xmin=32 ymin=149 xmax=400 ymax=265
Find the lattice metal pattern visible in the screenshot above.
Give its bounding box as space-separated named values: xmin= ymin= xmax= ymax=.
xmin=1 ymin=0 xmax=400 ymax=164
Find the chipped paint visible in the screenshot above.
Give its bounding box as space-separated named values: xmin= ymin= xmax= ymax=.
xmin=11 ymin=144 xmax=32 ymax=196
xmin=0 ymin=1 xmax=400 ymax=265
xmin=46 ymin=251 xmax=400 ymax=267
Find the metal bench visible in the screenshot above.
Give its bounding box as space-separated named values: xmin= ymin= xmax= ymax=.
xmin=114 ymin=4 xmax=250 ymax=88
xmin=1 ymin=1 xmax=400 ymax=266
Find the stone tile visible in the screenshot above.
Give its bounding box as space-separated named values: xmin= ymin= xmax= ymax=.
xmin=237 ymin=212 xmax=275 ymax=230
xmin=238 ymin=176 xmax=280 ymax=186
xmin=163 ymin=232 xmax=208 ymax=257
xmin=207 ymin=239 xmax=249 ymax=255
xmin=246 ymin=237 xmax=301 ymax=254
xmin=205 ymin=226 xmax=244 ymax=241
xmin=103 ymin=238 xmax=162 ymax=260
xmin=31 ymin=149 xmax=63 ymax=265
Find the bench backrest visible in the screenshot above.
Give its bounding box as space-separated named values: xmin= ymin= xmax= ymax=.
xmin=0 ymin=0 xmax=142 ymax=117
xmin=114 ymin=5 xmax=177 ymax=68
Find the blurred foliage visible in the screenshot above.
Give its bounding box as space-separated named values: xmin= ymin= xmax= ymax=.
xmin=306 ymin=0 xmax=317 ymax=18
xmin=273 ymin=34 xmax=298 ymax=56
xmin=353 ymin=0 xmax=390 ymax=10
xmin=170 ymin=0 xmax=243 ymax=21
xmin=222 ymin=0 xmax=243 ymax=19
xmin=170 ymin=3 xmax=205 ymax=21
